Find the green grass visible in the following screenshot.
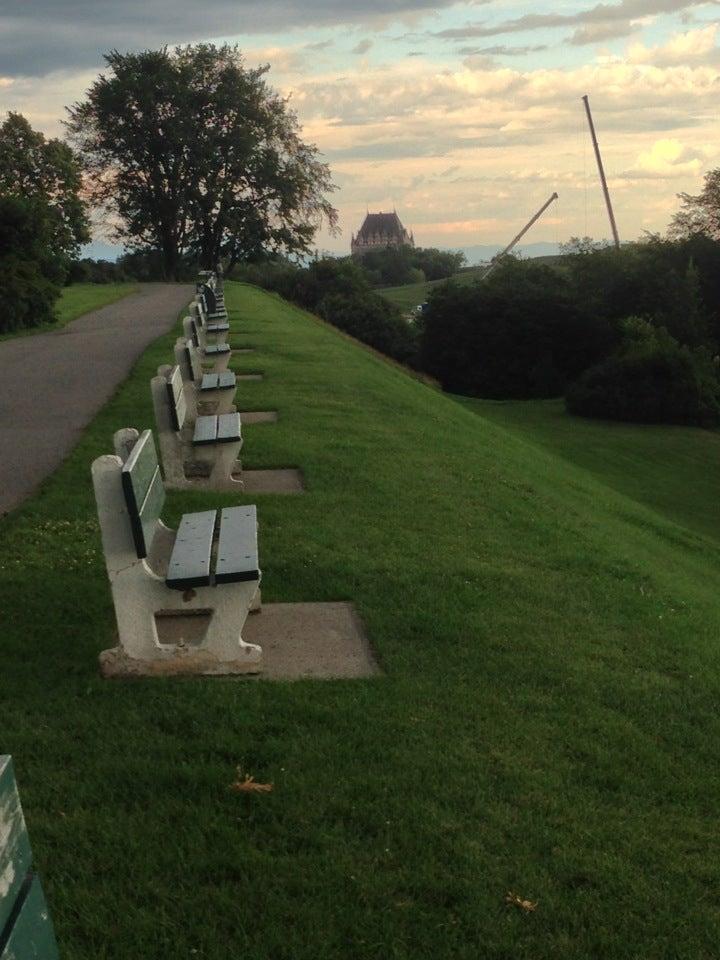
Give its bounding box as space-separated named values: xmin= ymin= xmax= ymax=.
xmin=379 ymin=265 xmax=487 ymax=313
xmin=460 ymin=397 xmax=720 ymax=544
xmin=0 ymin=283 xmax=137 ymax=341
xmin=56 ymin=283 xmax=138 ymax=327
xmin=2 ymin=283 xmax=720 ymax=959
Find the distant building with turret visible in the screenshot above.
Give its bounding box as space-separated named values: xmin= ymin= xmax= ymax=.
xmin=351 ymin=211 xmax=414 ymax=257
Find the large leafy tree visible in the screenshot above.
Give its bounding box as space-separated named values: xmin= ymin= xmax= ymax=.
xmin=0 ymin=196 xmax=65 ymax=332
xmin=0 ymin=112 xmax=89 ymax=258
xmin=66 ymin=44 xmax=338 ymax=280
xmin=669 ymin=169 xmax=720 ymax=240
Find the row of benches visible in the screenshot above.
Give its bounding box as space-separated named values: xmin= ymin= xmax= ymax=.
xmin=2 ymin=274 xmax=262 ymax=952
xmin=92 ymin=273 xmax=267 ymax=677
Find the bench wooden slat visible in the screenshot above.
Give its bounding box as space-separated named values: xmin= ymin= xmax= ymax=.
xmin=204 ymin=343 xmax=231 ymax=355
xmin=0 ymin=876 xmax=59 ymax=960
xmin=189 ymin=319 xmax=200 ymax=348
xmin=192 ymin=416 xmax=218 ymax=445
xmin=0 ymin=757 xmax=33 ymax=943
xmin=121 ymin=430 xmax=165 ymax=558
xmin=215 ymin=506 xmax=260 ymax=583
xmin=166 ymin=510 xmax=216 ymax=589
xmin=217 ymin=413 xmax=241 ymax=443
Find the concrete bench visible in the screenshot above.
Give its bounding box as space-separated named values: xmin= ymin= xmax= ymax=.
xmin=93 ymin=428 xmax=262 ymax=676
xmin=0 ymin=756 xmax=60 ymax=958
xmin=173 ymin=339 xmax=237 ymax=414
xmin=197 ymin=281 xmax=228 ymax=325
xmin=151 ymin=365 xmax=244 ymax=489
xmin=193 ymin=292 xmax=229 ymax=335
xmin=183 ymin=315 xmax=232 ymax=370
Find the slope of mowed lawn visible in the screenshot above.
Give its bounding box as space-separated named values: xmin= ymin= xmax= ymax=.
xmin=1 ymin=282 xmax=720 ymax=959
xmin=0 ymin=283 xmax=137 ymax=342
xmin=56 ymin=283 xmax=138 ymax=327
xmin=461 ymin=397 xmax=720 ymax=544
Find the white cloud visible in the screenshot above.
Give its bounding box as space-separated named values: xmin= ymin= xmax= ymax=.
xmin=627 ymin=23 xmax=719 ymax=63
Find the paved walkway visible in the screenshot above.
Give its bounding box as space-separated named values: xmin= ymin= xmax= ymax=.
xmin=0 ymin=283 xmax=193 ymax=516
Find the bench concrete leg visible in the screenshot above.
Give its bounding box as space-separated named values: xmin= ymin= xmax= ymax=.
xmin=209 ymin=440 xmax=244 ymax=488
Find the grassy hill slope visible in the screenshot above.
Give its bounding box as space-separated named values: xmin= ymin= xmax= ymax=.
xmin=1 ymin=283 xmax=719 ymax=959
xmin=462 ymin=397 xmax=720 ymax=544
xmin=379 ymin=265 xmax=487 ymax=312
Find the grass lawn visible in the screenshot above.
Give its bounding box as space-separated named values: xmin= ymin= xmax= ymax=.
xmin=379 ymin=265 xmax=486 ymax=313
xmin=56 ymin=283 xmax=138 ymax=326
xmin=0 ymin=283 xmax=137 ymax=341
xmin=461 ymin=397 xmax=720 ymax=545
xmin=2 ymin=283 xmax=720 ymax=959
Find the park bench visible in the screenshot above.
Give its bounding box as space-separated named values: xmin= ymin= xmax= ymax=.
xmin=0 ymin=756 xmax=60 ymax=959
xmin=174 ymin=338 xmax=237 ymax=414
xmin=183 ymin=315 xmax=232 ymax=370
xmin=93 ymin=428 xmax=262 ymax=676
xmin=151 ymin=364 xmax=244 ymax=489
xmin=192 ymin=295 xmax=229 ymax=335
xmin=198 ymin=282 xmax=228 ymax=324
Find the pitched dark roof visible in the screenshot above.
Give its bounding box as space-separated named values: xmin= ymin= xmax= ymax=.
xmin=357 ymin=212 xmax=407 ymax=240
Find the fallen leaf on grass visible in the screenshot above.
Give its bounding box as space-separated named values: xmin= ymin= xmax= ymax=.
xmin=230 ymin=768 xmax=273 ymax=794
xmin=505 ymin=891 xmax=538 ymax=912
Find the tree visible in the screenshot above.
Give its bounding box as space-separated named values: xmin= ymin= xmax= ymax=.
xmin=0 ymin=196 xmax=65 ymax=332
xmin=66 ymin=44 xmax=338 ymax=280
xmin=420 ymin=260 xmax=619 ymax=399
xmin=669 ymin=169 xmax=720 ymax=241
xmin=0 ymin=113 xmax=89 ymax=258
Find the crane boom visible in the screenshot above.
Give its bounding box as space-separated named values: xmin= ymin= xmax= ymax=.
xmin=582 ymin=94 xmax=620 ymax=249
xmin=483 ymin=192 xmax=559 ymax=278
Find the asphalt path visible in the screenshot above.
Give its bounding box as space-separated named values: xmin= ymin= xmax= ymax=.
xmin=0 ymin=283 xmax=193 ymax=516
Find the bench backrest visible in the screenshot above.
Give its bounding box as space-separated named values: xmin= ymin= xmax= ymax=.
xmin=0 ymin=756 xmax=60 ymax=958
xmin=176 ymin=338 xmax=201 ymax=382
xmin=165 ymin=366 xmax=188 ymax=432
xmin=200 ymin=283 xmax=218 ymax=314
xmin=121 ymin=429 xmax=166 ymax=558
xmin=190 ymin=300 xmax=207 ymax=328
xmin=183 ymin=315 xmax=201 ymax=348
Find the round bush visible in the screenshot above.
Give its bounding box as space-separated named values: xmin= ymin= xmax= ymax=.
xmin=565 ymin=344 xmax=720 ymax=426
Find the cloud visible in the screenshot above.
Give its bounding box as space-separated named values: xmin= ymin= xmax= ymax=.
xmin=456 ymin=44 xmax=548 ymax=56
xmin=0 ymin=0 xmax=454 ymax=77
xmin=620 ymin=137 xmax=705 ymax=178
xmin=434 ymin=0 xmax=708 ymax=41
xmin=567 ymin=21 xmax=643 ymax=45
xmin=627 ymin=23 xmax=719 ymax=63
xmin=352 ymin=39 xmax=373 ymax=55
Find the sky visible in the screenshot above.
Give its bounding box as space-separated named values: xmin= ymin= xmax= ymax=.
xmin=1 ymin=0 xmax=719 ymax=256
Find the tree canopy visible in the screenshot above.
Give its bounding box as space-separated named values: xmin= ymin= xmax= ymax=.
xmin=0 ymin=112 xmax=89 ymax=258
xmin=66 ymin=44 xmax=338 ymax=280
xmin=0 ymin=195 xmax=65 ymax=332
xmin=669 ymin=168 xmax=720 ymax=241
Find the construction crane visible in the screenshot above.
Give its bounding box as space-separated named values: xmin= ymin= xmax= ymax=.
xmin=482 ymin=191 xmax=559 ymax=279
xmin=582 ymin=94 xmax=620 ymax=249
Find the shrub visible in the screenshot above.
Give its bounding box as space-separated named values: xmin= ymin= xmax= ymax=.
xmin=317 ymin=291 xmax=419 ymax=367
xmin=0 ymin=195 xmax=64 ymax=333
xmin=566 ymin=330 xmax=720 ymax=426
xmin=420 ymin=259 xmax=619 ymax=399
